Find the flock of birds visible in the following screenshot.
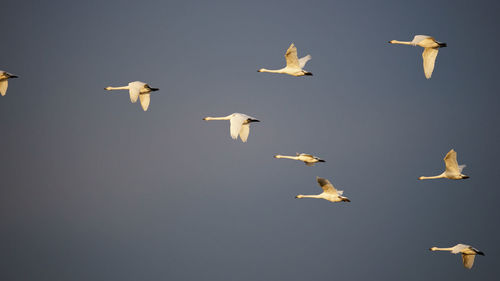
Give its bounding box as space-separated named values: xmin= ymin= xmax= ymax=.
xmin=1 ymin=35 xmax=485 ymax=270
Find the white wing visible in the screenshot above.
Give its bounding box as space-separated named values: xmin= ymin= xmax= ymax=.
xmin=229 ymin=115 xmax=246 ymax=140
xmin=239 ymin=124 xmax=250 ymax=142
xmin=285 ymin=43 xmax=300 ymax=68
xmin=444 ymin=149 xmax=460 ymax=174
xmin=458 ymin=164 xmax=466 ymax=173
xmin=462 ymin=254 xmax=475 ymax=269
xmin=412 ymin=35 xmax=433 ymax=45
xmin=316 ymin=177 xmax=338 ymax=194
xmin=139 ymin=93 xmax=150 ymax=111
xmin=422 ymin=47 xmax=439 ymax=79
xmin=129 ymin=87 xmax=140 ymax=103
xmin=451 ymin=244 xmax=469 ymax=254
xmin=0 ymin=80 xmax=8 ymax=96
xmin=298 ymin=55 xmax=311 ymax=69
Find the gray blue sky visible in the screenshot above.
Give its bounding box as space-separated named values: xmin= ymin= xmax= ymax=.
xmin=1 ymin=0 xmax=499 ymax=280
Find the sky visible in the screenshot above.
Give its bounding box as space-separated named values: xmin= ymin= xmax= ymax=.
xmin=1 ymin=0 xmax=500 ymax=280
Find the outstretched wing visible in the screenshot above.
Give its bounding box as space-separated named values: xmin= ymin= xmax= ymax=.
xmin=230 ymin=115 xmax=246 ymax=140
xmin=139 ymin=93 xmax=150 ymax=111
xmin=422 ymin=47 xmax=439 ymax=79
xmin=239 ymin=124 xmax=250 ymax=142
xmin=462 ymin=254 xmax=475 ymax=269
xmin=412 ymin=35 xmax=433 ymax=45
xmin=0 ymin=80 xmax=8 ymax=96
xmin=316 ymin=177 xmax=338 ymax=194
xmin=285 ymin=43 xmax=300 ymax=68
xmin=129 ymin=87 xmax=140 ymax=103
xmin=458 ymin=164 xmax=466 ymax=173
xmin=444 ymin=149 xmax=460 ymax=174
xmin=298 ymin=55 xmax=311 ymax=69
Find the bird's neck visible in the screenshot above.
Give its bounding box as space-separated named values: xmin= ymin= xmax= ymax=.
xmin=259 ymin=68 xmax=285 ymax=74
xmin=204 ymin=116 xmax=231 ymax=121
xmin=275 ymin=155 xmax=299 ymax=160
xmin=419 ymin=173 xmax=446 ymax=180
xmin=297 ymin=194 xmax=322 ymax=199
xmin=431 ymin=247 xmax=454 ymax=252
xmin=390 ymin=40 xmax=413 ymax=46
xmin=105 ymin=86 xmax=129 ymax=91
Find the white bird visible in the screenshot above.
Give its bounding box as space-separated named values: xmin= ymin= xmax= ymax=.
xmin=0 ymin=70 xmax=19 ymax=96
xmin=274 ymin=153 xmax=325 ymax=166
xmin=419 ymin=149 xmax=469 ymax=180
xmin=430 ymin=244 xmax=485 ymax=269
xmin=258 ymin=43 xmax=312 ymax=77
xmin=296 ymin=177 xmax=350 ymax=203
xmin=389 ymin=35 xmax=447 ymax=79
xmin=203 ymin=113 xmax=260 ymax=143
xmin=105 ymin=81 xmax=159 ymax=111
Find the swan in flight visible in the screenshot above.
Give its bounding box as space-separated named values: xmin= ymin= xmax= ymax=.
xmin=274 ymin=153 xmax=325 ymax=166
xmin=296 ymin=177 xmax=350 ymax=203
xmin=105 ymin=81 xmax=159 ymax=111
xmin=430 ymin=244 xmax=485 ymax=269
xmin=0 ymin=70 xmax=19 ymax=96
xmin=419 ymin=149 xmax=469 ymax=180
xmin=258 ymin=43 xmax=312 ymax=77
xmin=203 ymin=113 xmax=260 ymax=143
xmin=389 ymin=35 xmax=447 ymax=79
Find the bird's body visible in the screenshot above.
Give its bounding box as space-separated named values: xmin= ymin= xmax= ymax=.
xmin=0 ymin=70 xmax=19 ymax=96
xmin=430 ymin=244 xmax=485 ymax=269
xmin=105 ymin=81 xmax=159 ymax=111
xmin=274 ymin=153 xmax=325 ymax=166
xmin=203 ymin=113 xmax=260 ymax=143
xmin=389 ymin=35 xmax=446 ymax=79
xmin=296 ymin=177 xmax=350 ymax=203
xmin=419 ymin=149 xmax=469 ymax=180
xmin=258 ymin=43 xmax=312 ymax=77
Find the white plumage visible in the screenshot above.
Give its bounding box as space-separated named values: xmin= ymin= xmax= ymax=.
xmin=105 ymin=81 xmax=159 ymax=111
xmin=203 ymin=113 xmax=260 ymax=143
xmin=274 ymin=153 xmax=325 ymax=166
xmin=0 ymin=70 xmax=19 ymax=96
xmin=258 ymin=43 xmax=313 ymax=77
xmin=296 ymin=177 xmax=350 ymax=203
xmin=419 ymin=149 xmax=469 ymax=180
xmin=389 ymin=35 xmax=446 ymax=79
xmin=430 ymin=244 xmax=485 ymax=269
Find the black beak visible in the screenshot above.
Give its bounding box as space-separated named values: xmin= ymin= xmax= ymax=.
xmin=304 ymin=72 xmax=313 ymax=76
xmin=10 ymin=75 xmax=18 ymax=78
xmin=462 ymin=176 xmax=470 ymax=179
xmin=150 ymin=88 xmax=159 ymax=91
xmin=251 ymin=119 xmax=260 ymax=123
xmin=477 ymin=251 xmax=485 ymax=256
xmin=318 ymin=160 xmax=325 ymax=162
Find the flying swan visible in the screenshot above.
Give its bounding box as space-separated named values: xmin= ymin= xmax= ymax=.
xmin=0 ymin=70 xmax=19 ymax=96
xmin=430 ymin=244 xmax=485 ymax=269
xmin=419 ymin=149 xmax=469 ymax=180
xmin=258 ymin=43 xmax=312 ymax=76
xmin=105 ymin=81 xmax=159 ymax=111
xmin=296 ymin=177 xmax=350 ymax=203
xmin=274 ymin=153 xmax=325 ymax=166
xmin=203 ymin=113 xmax=260 ymax=143
xmin=389 ymin=35 xmax=447 ymax=79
